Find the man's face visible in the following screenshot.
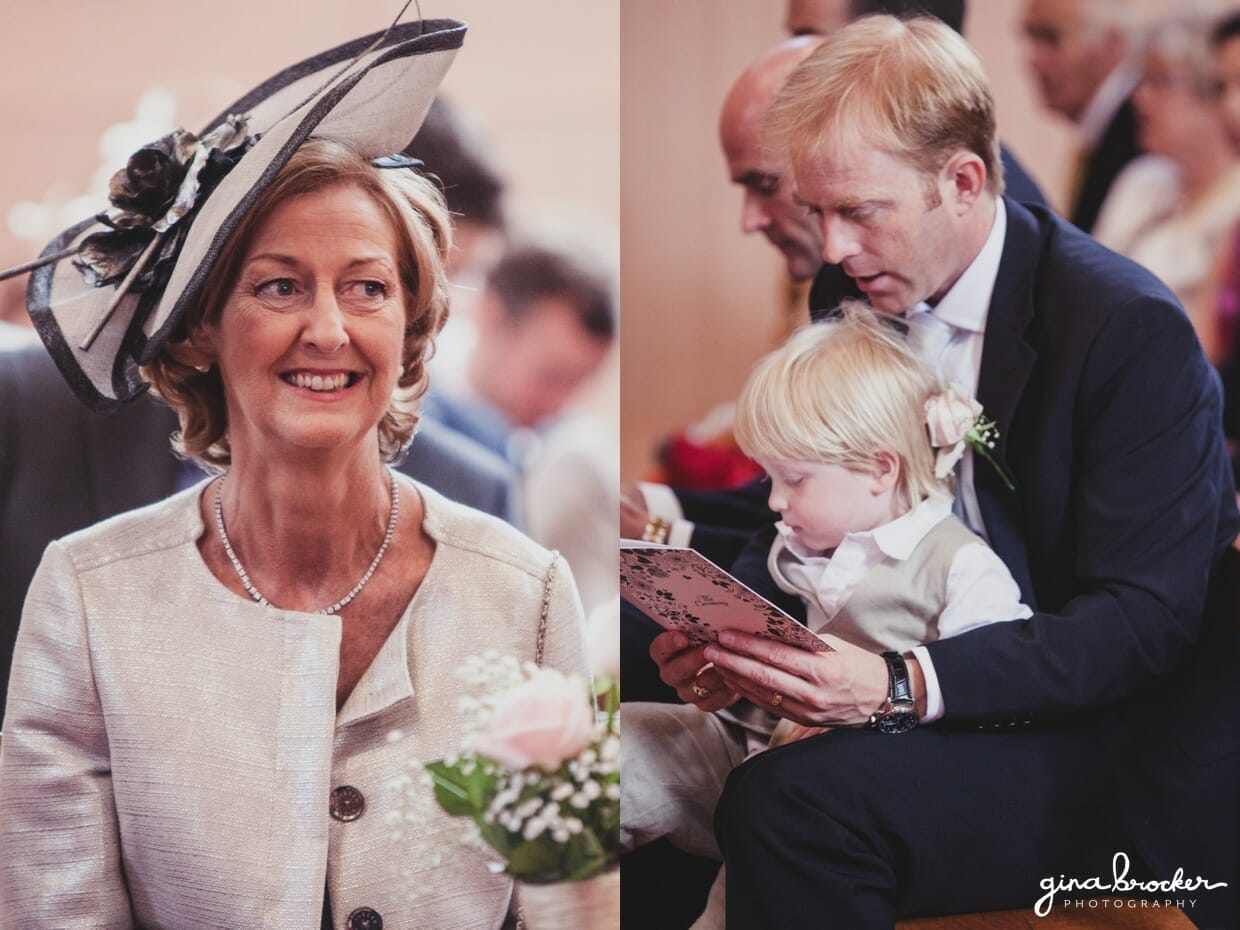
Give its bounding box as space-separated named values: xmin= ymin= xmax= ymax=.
xmin=1022 ymin=0 xmax=1116 ymax=122
xmin=476 ymin=294 xmax=611 ymax=428
xmin=721 ymin=105 xmax=825 ymax=282
xmin=793 ymin=139 xmax=966 ymax=314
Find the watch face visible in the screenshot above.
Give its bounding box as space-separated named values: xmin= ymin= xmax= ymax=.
xmin=876 ymin=708 xmax=918 ymax=735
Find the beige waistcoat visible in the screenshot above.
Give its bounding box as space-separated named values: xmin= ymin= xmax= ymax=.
xmin=773 ymin=514 xmax=981 ymax=655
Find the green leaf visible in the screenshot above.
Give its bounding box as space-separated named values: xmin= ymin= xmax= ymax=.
xmin=479 ymin=820 xmax=521 ymax=860
xmin=563 ymin=829 xmax=612 ymax=880
xmin=426 ymin=758 xmax=497 ymax=818
xmin=506 ymin=838 xmax=563 ymax=881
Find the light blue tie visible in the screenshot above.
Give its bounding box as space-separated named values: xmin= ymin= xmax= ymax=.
xmin=907 ymin=306 xmax=971 ymax=525
xmin=904 ymin=306 xmax=956 ymax=377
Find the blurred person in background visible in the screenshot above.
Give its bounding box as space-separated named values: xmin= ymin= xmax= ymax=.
xmin=1202 ymin=10 xmax=1240 ymax=480
xmin=405 ymin=96 xmax=508 ymax=300
xmin=409 ymin=99 xmax=619 ymax=615
xmin=424 ymin=238 xmax=615 ymax=466
xmin=720 ymin=36 xmax=827 ymax=285
xmin=423 ymin=235 xmax=617 ymax=611
xmin=1093 ymin=4 xmax=1240 ymax=364
xmin=1022 ymin=0 xmax=1144 ymax=233
xmin=638 ymin=34 xmax=831 ymax=496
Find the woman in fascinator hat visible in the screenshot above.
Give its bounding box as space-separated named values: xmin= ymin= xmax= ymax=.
xmin=0 ymin=12 xmax=588 ymax=928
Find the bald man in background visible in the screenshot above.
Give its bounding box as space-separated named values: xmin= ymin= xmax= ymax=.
xmin=719 ymin=36 xmax=827 ymax=283
xmin=622 ymin=36 xmax=825 ymax=571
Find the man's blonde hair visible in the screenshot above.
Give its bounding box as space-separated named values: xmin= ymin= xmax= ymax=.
xmin=734 ymin=301 xmax=946 ymax=512
xmin=766 ymin=14 xmax=1003 ymax=196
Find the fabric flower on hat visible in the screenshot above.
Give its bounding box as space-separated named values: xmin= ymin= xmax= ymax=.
xmin=73 ymin=116 xmax=253 ymax=290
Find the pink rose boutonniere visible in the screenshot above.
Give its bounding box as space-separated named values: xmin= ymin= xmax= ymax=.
xmin=924 ymin=384 xmax=1016 ymax=490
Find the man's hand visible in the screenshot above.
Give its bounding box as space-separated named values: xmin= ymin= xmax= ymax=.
xmin=621 ymin=481 xmax=651 ymax=539
xmin=703 ymin=630 xmax=904 ymax=727
xmin=650 ymin=630 xmax=740 ymax=712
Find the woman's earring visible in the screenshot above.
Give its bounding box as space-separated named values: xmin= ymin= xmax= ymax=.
xmin=195 ymin=363 xmax=211 ymax=373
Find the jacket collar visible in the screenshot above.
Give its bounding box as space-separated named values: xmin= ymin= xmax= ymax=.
xmin=973 ymin=195 xmax=1043 ymax=600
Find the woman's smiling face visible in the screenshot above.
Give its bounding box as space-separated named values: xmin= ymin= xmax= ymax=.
xmin=196 ymin=182 xmax=407 ymax=463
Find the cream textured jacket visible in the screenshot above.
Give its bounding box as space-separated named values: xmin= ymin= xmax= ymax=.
xmin=0 ymin=478 xmax=588 ymax=929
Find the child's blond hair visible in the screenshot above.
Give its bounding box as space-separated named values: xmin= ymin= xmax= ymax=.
xmin=734 ymin=301 xmax=945 ymax=512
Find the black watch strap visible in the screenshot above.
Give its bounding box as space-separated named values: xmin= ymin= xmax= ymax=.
xmin=882 ymin=651 xmax=913 ymax=705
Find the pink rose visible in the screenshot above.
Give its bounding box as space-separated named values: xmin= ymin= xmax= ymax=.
xmin=471 ymin=669 xmax=595 ymax=772
xmin=924 ymin=384 xmax=982 ymax=479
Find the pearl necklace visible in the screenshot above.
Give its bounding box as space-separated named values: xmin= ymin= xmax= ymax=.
xmin=214 ymin=466 xmax=399 ymax=615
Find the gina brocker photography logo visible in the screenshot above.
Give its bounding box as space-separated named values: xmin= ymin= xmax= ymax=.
xmin=1036 ymin=852 xmax=1229 ymax=917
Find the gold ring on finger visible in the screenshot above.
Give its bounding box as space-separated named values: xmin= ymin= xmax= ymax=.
xmin=770 ymin=691 xmax=784 ymax=707
xmin=692 ymin=671 xmax=713 ymax=699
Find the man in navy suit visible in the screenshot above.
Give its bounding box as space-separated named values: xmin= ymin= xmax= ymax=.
xmin=644 ymin=16 xmax=1238 ymax=928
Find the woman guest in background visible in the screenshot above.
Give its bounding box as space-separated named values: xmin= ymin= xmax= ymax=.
xmin=0 ymin=20 xmax=587 ymax=930
xmin=1091 ymin=4 xmax=1240 ymax=361
xmin=1202 ymin=11 xmax=1240 ymax=475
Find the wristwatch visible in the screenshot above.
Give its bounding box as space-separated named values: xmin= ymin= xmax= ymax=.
xmin=868 ymin=651 xmax=919 ymax=734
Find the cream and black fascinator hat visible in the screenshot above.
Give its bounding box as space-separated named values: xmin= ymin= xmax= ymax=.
xmin=9 ymin=15 xmax=465 ymax=410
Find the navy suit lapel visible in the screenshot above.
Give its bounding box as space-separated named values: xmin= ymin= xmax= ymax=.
xmin=974 ymin=197 xmax=1042 ymax=601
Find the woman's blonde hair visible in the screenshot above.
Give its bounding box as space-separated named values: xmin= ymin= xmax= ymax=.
xmin=1145 ymin=4 xmax=1234 ymax=100
xmin=142 ymin=137 xmax=453 ymax=468
xmin=734 ymin=301 xmax=945 ymax=512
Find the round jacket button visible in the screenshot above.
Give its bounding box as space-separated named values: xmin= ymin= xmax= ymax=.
xmin=347 ymin=907 xmax=382 ymax=930
xmin=330 ymin=785 xmax=365 ymax=822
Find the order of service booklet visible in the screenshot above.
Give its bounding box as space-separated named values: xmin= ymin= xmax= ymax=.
xmin=620 ymin=541 xmax=833 ymax=653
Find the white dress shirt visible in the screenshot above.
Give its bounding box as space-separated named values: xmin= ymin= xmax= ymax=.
xmin=906 ymin=196 xmax=1007 ymax=543
xmin=898 ymin=198 xmax=1008 ymax=717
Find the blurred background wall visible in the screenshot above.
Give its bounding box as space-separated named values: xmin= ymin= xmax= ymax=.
xmin=620 ymin=0 xmax=1165 ymax=480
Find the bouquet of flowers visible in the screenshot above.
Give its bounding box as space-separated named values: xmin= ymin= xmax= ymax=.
xmin=419 ymin=653 xmax=620 ymax=884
